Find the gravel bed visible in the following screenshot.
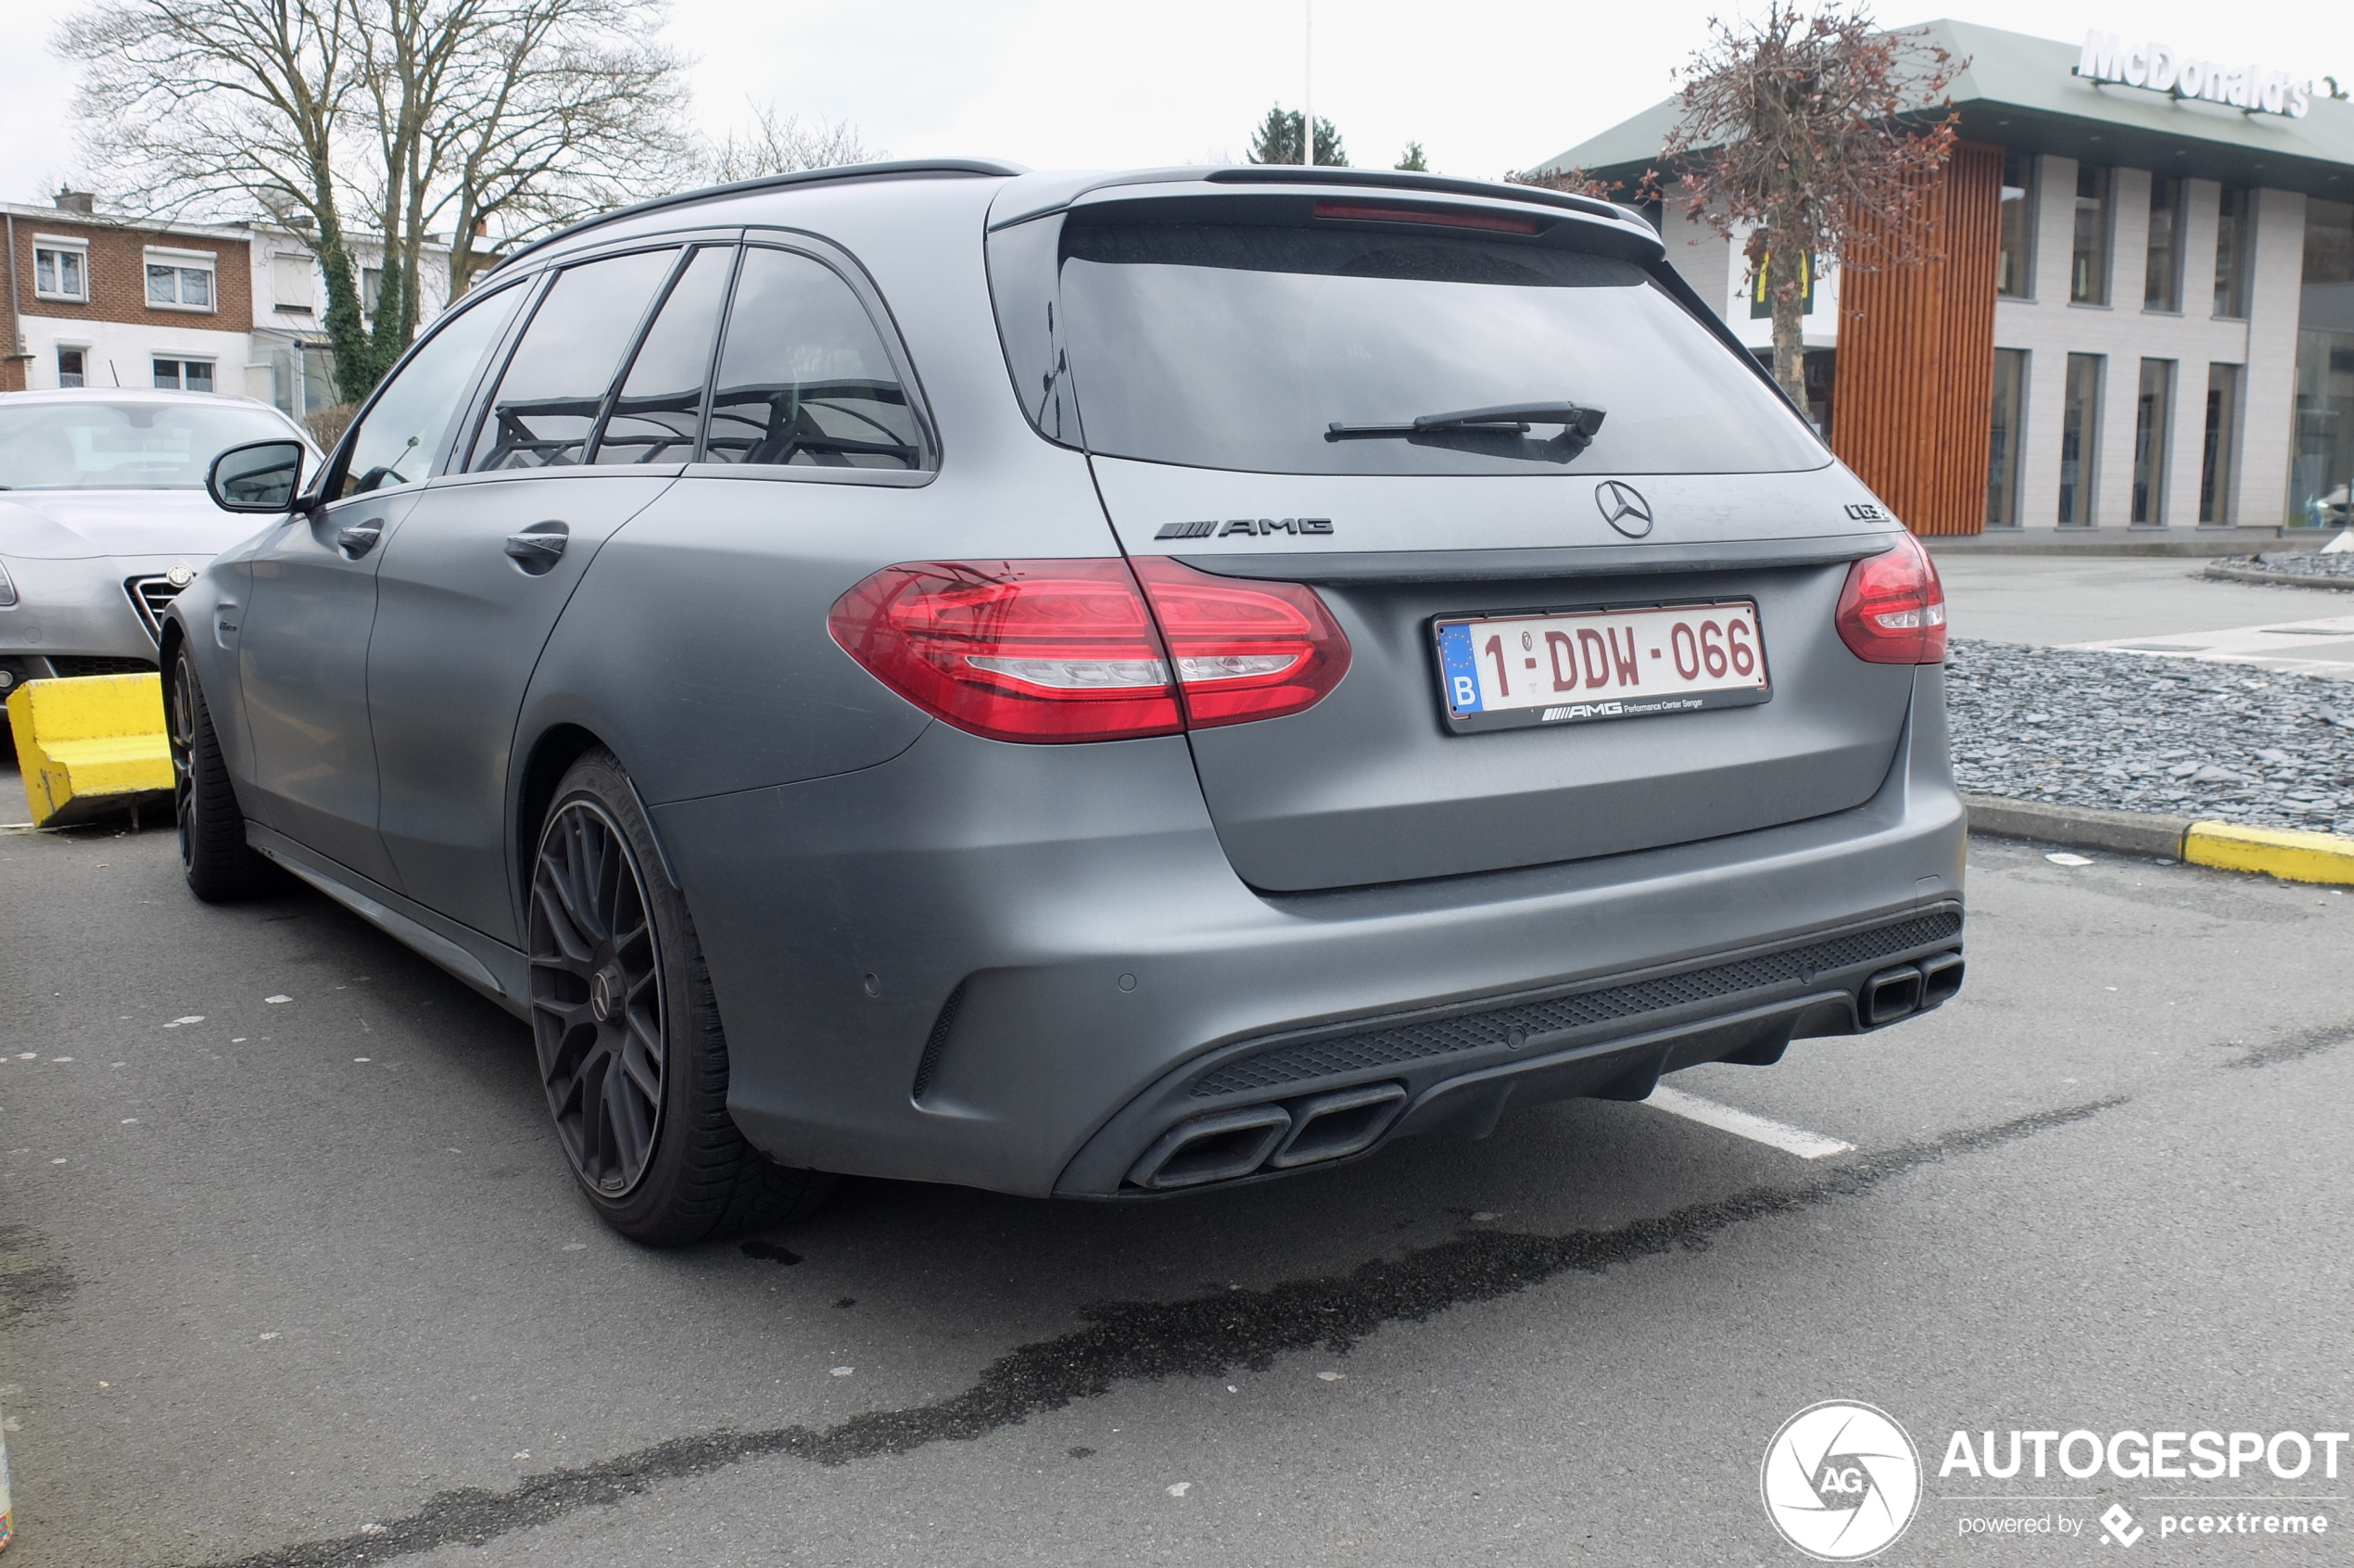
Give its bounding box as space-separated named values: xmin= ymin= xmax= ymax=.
xmin=2207 ymin=550 xmax=2354 ymax=583
xmin=1944 ymin=638 xmax=2354 ymax=835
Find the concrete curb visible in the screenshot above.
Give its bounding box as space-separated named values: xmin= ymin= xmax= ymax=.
xmin=1964 ymin=793 xmax=2354 ymax=885
xmin=2201 ymin=563 xmax=2354 ymax=590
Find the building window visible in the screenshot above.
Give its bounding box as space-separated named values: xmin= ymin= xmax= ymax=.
xmin=2290 ymin=198 xmax=2354 ymax=527
xmin=1986 ymin=349 xmax=2027 ymax=526
xmin=33 ymin=244 xmax=89 ymax=301
xmin=2070 ymin=166 xmax=2111 ymax=305
xmin=271 ymin=252 xmax=315 ymax=312
xmin=2200 ymin=363 xmax=2240 ymax=525
xmin=2132 ymin=360 xmax=2173 ymax=524
xmin=2144 ymin=178 xmax=2183 ymax=311
xmin=153 ymin=358 xmax=216 ymax=393
xmin=57 ymin=348 xmax=85 ymax=388
xmin=2059 ymin=353 xmax=2103 ymax=524
xmin=146 ymin=252 xmax=217 ymax=310
xmin=1996 ymin=153 xmax=2035 ymax=298
xmin=360 ymin=265 xmax=384 ymax=318
xmin=2214 ymin=188 xmax=2253 ymax=319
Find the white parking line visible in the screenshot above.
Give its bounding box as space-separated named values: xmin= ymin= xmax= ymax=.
xmin=1643 ymin=1084 xmax=1855 ymax=1159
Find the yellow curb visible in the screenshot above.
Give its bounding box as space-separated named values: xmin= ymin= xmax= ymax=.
xmin=2182 ymin=821 xmax=2354 ymax=886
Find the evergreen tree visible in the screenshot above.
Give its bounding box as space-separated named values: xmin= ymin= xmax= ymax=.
xmin=1246 ymin=106 xmax=1348 ymax=167
xmin=1395 ymin=141 xmax=1428 ymax=171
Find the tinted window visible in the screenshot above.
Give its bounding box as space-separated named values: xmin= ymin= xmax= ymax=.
xmin=467 ymin=248 xmax=677 ymax=472
xmin=1041 ymin=221 xmax=1825 ymax=476
xmin=591 ymin=247 xmax=734 ymax=466
xmin=338 ymin=285 xmax=525 ymax=498
xmin=0 ymin=400 xmax=300 ymax=491
xmin=703 ymin=247 xmax=926 ymax=470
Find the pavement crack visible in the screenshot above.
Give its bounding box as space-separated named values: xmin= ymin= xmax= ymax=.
xmin=193 ymin=1097 xmax=2122 ymax=1568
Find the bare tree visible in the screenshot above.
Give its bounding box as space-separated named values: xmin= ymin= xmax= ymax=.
xmin=57 ymin=0 xmax=691 ymax=401
xmin=703 ymin=104 xmax=880 ymax=186
xmin=1662 ymin=5 xmax=1962 ymax=409
xmin=57 ymin=0 xmax=381 ymax=395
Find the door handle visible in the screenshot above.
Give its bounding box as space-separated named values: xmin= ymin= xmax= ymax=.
xmin=503 ymin=522 xmax=569 ymax=575
xmin=336 ymin=520 xmax=384 ymax=558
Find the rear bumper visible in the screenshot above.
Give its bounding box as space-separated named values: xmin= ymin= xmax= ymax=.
xmin=652 ymin=664 xmax=1963 ymax=1198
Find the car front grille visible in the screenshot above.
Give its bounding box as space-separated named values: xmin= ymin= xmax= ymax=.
xmin=125 ymin=575 xmax=186 ymax=640
xmin=1190 ymin=909 xmax=1965 ymax=1098
xmin=46 ymin=654 xmax=160 ymax=677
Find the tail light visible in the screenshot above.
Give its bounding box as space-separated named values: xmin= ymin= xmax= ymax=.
xmin=1131 ymin=558 xmax=1349 ymax=728
xmin=828 ymin=558 xmax=1349 ymax=743
xmin=1835 ymin=532 xmax=1946 ymax=664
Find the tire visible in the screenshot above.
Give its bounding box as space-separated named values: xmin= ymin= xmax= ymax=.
xmin=527 ymin=747 xmax=833 ymax=1246
xmin=167 ymin=645 xmax=274 ymax=902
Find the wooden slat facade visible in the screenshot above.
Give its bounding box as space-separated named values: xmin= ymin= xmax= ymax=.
xmin=1829 ymin=143 xmax=2005 ymax=536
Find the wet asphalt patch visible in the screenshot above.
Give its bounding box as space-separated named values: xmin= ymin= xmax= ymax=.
xmin=196 ymin=1098 xmax=2120 ymax=1568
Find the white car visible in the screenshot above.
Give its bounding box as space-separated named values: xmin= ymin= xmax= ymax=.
xmin=0 ymin=389 xmax=322 ymax=698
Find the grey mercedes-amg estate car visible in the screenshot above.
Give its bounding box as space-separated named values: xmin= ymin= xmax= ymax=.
xmin=170 ymin=159 xmax=1964 ymax=1244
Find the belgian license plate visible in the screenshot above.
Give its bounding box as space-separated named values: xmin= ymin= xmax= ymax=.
xmin=1434 ymin=601 xmax=1771 ymax=733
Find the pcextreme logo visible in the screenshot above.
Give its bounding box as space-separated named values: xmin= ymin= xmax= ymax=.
xmin=1762 ymin=1400 xmax=1923 ymax=1561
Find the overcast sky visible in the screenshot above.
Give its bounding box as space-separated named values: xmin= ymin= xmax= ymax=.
xmin=2 ymin=1 xmax=2338 ymax=217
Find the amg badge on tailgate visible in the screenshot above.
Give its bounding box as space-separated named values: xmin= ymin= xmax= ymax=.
xmin=1155 ymin=518 xmax=1335 ymax=539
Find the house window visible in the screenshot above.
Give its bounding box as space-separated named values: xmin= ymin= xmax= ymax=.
xmin=272 ymin=253 xmax=315 ymax=312
xmin=360 ymin=265 xmax=384 ymax=317
xmin=1986 ymin=348 xmax=2027 ymax=527
xmin=57 ymin=348 xmax=86 ymax=388
xmin=2070 ymin=166 xmax=2111 ymax=305
xmin=34 ymin=243 xmax=89 ymax=301
xmin=153 ymin=358 xmax=216 ymax=393
xmin=1996 ymin=153 xmax=2034 ymax=299
xmin=2058 ymin=353 xmax=2103 ymax=524
xmin=2132 ymin=360 xmax=2173 ymax=524
xmin=146 ymin=251 xmax=217 ymax=310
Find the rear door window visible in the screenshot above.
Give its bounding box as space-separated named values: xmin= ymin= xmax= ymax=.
xmin=466 ymin=247 xmax=678 ymax=472
xmin=703 ymin=247 xmax=930 ymax=471
xmin=1035 ymin=221 xmax=1826 ymax=477
xmin=591 ymin=245 xmax=736 ymax=466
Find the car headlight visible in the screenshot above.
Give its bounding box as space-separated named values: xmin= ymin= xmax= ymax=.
xmin=0 ymin=560 xmax=17 ymax=609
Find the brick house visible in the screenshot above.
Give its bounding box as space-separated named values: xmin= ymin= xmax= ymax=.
xmin=3 ymin=189 xmax=453 ymax=417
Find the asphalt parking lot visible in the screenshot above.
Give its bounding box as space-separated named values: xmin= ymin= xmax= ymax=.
xmin=2 ymin=778 xmax=2348 ymax=1564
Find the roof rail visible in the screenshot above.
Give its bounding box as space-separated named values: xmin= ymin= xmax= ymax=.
xmin=1200 ymin=166 xmax=1624 ymax=223
xmin=489 ymin=158 xmax=1028 ymax=274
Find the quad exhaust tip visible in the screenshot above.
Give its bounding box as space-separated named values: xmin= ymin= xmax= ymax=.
xmin=1863 ymin=950 xmax=1964 ymax=1027
xmin=1126 ymin=1081 xmax=1409 ymax=1191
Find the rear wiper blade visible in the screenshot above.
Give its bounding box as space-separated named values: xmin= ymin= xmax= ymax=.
xmin=1326 ymin=400 xmax=1605 ymax=443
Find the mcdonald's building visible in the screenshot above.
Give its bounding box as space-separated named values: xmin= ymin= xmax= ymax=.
xmin=1540 ymin=19 xmax=2354 ymax=537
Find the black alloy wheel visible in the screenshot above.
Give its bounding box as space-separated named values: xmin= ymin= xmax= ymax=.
xmin=168 ymin=647 xmax=271 ymax=901
xmin=525 ymin=748 xmax=834 ymax=1244
xmin=529 ymin=800 xmax=668 ymax=1197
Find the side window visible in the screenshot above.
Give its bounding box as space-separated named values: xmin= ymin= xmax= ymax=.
xmin=337 ymin=285 xmax=525 ymax=499
xmin=466 ymin=248 xmax=678 ymax=472
xmin=590 ymin=246 xmax=735 ymax=465
xmin=704 ymin=247 xmax=928 ymax=471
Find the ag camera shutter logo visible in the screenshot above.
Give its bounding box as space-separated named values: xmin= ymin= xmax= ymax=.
xmin=1761 ymin=1400 xmax=1921 ymax=1561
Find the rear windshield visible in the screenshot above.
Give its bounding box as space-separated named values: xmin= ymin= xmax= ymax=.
xmin=1032 ymin=221 xmax=1826 ymax=476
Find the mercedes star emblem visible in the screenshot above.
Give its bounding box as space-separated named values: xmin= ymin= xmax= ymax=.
xmin=1594 ymin=481 xmax=1654 ymax=538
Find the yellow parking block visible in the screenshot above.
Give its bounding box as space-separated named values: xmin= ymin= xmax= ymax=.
xmin=5 ymin=673 xmax=173 ymax=828
xmin=2183 ymin=820 xmax=2354 ymax=887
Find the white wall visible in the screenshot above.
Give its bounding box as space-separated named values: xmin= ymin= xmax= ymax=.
xmin=16 ymin=315 xmax=254 ymax=398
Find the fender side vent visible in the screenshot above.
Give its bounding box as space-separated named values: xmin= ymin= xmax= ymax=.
xmin=909 ymin=980 xmax=967 ymax=1103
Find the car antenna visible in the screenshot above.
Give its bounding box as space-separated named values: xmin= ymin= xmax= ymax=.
xmin=109 ymin=360 xmax=121 ymax=386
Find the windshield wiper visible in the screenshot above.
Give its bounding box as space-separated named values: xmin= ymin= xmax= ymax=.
xmin=1325 ymin=401 xmax=1605 ymax=446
